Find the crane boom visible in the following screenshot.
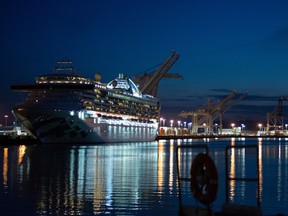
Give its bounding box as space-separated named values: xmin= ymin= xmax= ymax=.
xmin=178 ymin=91 xmax=246 ymax=134
xmin=163 ymin=73 xmax=183 ymax=79
xmin=141 ymin=51 xmax=180 ymax=96
xmin=221 ymin=92 xmax=248 ymax=115
xmin=266 ymin=96 xmax=288 ymax=134
xmin=210 ymin=91 xmax=237 ymax=115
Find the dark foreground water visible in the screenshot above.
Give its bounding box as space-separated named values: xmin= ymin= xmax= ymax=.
xmin=0 ymin=138 xmax=287 ymax=216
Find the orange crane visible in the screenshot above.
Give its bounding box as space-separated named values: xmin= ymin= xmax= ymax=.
xmin=133 ymin=51 xmax=180 ymax=97
xmin=266 ymin=97 xmax=288 ymax=134
xmin=133 ymin=72 xmax=182 ymax=97
xmin=179 ymin=91 xmax=247 ymax=134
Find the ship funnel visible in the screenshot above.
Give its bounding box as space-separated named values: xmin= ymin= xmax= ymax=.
xmin=95 ymin=73 xmax=102 ymax=82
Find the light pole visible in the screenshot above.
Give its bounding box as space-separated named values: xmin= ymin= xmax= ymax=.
xmin=214 ymin=123 xmax=218 ymax=134
xmin=188 ymin=122 xmax=192 ymax=134
xmin=4 ymin=115 xmax=8 ymax=127
xmin=258 ymin=123 xmax=262 ymax=135
xmin=170 ymin=120 xmax=174 ymax=127
xmin=231 ymin=123 xmax=235 ymax=135
xmin=241 ymin=124 xmax=245 ymax=134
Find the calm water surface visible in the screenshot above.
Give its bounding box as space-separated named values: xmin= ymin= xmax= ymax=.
xmin=0 ymin=138 xmax=287 ymax=215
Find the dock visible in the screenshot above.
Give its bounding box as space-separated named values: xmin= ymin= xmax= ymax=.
xmin=156 ymin=134 xmax=288 ymax=140
xmin=0 ymin=134 xmax=40 ymax=145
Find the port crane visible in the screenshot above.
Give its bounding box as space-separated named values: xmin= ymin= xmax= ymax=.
xmin=266 ymin=97 xmax=288 ymax=134
xmin=133 ymin=51 xmax=181 ymax=97
xmin=179 ymin=91 xmax=247 ymax=134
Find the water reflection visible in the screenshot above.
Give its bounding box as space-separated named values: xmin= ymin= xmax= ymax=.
xmin=0 ymin=143 xmax=179 ymax=215
xmin=229 ymin=138 xmax=236 ymax=201
xmin=3 ymin=148 xmax=8 ymax=189
xmin=1 ymin=139 xmax=288 ymax=215
xmin=227 ymin=138 xmax=262 ymax=205
xmin=258 ymin=138 xmax=263 ymax=200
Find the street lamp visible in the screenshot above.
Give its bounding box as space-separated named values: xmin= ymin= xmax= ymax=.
xmin=231 ymin=123 xmax=235 ymax=135
xmin=214 ymin=123 xmax=218 ymax=134
xmin=188 ymin=122 xmax=192 ymax=133
xmin=258 ymin=123 xmax=262 ymax=132
xmin=241 ymin=124 xmax=245 ymax=134
xmin=170 ymin=120 xmax=174 ymax=127
xmin=4 ymin=115 xmax=8 ymax=127
xmin=177 ymin=120 xmax=181 ymax=128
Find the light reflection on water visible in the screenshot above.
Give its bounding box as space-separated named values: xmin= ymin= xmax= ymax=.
xmin=0 ymin=138 xmax=288 ymax=215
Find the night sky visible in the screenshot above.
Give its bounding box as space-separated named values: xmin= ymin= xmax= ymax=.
xmin=2 ymin=0 xmax=288 ymax=127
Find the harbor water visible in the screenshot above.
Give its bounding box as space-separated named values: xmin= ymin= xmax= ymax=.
xmin=0 ymin=138 xmax=287 ymax=215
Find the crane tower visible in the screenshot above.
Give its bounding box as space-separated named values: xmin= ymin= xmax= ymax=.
xmin=179 ymin=91 xmax=247 ymax=134
xmin=266 ymin=97 xmax=288 ymax=135
xmin=133 ymin=51 xmax=181 ymax=97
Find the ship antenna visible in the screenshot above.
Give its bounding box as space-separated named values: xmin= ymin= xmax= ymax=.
xmin=54 ymin=59 xmax=76 ymax=74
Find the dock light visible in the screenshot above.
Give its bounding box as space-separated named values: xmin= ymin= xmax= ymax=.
xmin=188 ymin=122 xmax=192 ymax=133
xmin=177 ymin=120 xmax=181 ymax=128
xmin=160 ymin=118 xmax=163 ymax=126
xmin=160 ymin=118 xmax=166 ymax=127
xmin=231 ymin=123 xmax=235 ymax=135
xmin=4 ymin=115 xmax=8 ymax=127
xmin=170 ymin=120 xmax=174 ymax=127
xmin=258 ymin=123 xmax=262 ymax=131
xmin=214 ymin=123 xmax=218 ymax=133
xmin=241 ymin=124 xmax=245 ymax=131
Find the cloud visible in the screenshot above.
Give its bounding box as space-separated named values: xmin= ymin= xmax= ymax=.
xmin=161 ymin=98 xmax=191 ymax=102
xmin=206 ymin=91 xmax=245 ymax=100
xmin=268 ymin=25 xmax=288 ymax=44
xmin=256 ymin=25 xmax=288 ymax=54
xmin=244 ymin=25 xmax=288 ymax=54
xmin=209 ymin=88 xmax=234 ymax=93
xmin=204 ymin=92 xmax=279 ymax=103
xmin=224 ymin=25 xmax=288 ymax=55
xmin=243 ymin=95 xmax=279 ymax=102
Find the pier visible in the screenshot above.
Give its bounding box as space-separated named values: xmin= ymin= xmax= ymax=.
xmin=156 ymin=133 xmax=288 ymax=140
xmin=0 ymin=126 xmax=40 ymax=145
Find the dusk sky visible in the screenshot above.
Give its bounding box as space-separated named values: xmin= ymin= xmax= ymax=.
xmin=2 ymin=0 xmax=288 ymax=126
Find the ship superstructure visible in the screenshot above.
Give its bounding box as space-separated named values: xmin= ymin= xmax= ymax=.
xmin=11 ymin=61 xmax=160 ymax=144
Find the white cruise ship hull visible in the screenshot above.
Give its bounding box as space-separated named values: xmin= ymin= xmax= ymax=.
xmin=10 ymin=60 xmax=169 ymax=144
xmin=13 ymin=108 xmax=158 ymax=144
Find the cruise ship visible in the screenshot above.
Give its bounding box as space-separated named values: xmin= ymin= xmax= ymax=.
xmin=11 ymin=53 xmax=179 ymax=144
